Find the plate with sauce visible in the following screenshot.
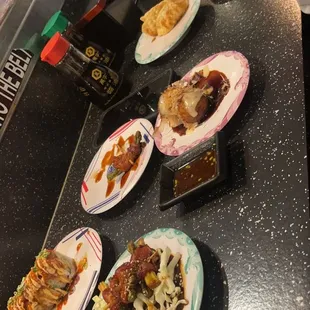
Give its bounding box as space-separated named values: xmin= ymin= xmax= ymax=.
xmin=154 ymin=51 xmax=250 ymax=156
xmin=159 ymin=132 xmax=227 ymax=210
xmin=81 ymin=118 xmax=154 ymax=214
xmin=54 ymin=227 xmax=102 ymax=310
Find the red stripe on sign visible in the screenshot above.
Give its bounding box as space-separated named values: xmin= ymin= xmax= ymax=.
xmin=81 ymin=192 xmax=87 ymax=206
xmin=109 ymin=119 xmax=136 ymax=140
xmin=82 ymin=181 xmax=89 ymax=192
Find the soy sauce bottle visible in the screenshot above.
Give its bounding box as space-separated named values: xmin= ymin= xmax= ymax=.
xmin=42 ymin=11 xmax=116 ymax=69
xmin=41 ymin=32 xmax=121 ymax=109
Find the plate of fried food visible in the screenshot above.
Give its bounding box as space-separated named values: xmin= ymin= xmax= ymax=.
xmin=135 ymin=0 xmax=201 ymax=64
xmin=154 ymin=51 xmax=250 ymax=156
xmin=92 ymin=227 xmax=203 ymax=310
xmin=7 ymin=227 xmax=102 ymax=310
xmin=81 ymin=118 xmax=154 ymax=214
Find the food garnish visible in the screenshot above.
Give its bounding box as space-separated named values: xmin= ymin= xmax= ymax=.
xmin=93 ymin=239 xmax=188 ymax=310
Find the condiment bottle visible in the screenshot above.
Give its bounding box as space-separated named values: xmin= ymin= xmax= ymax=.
xmin=41 ymin=32 xmax=121 ymax=109
xmin=41 ymin=11 xmax=115 ymax=68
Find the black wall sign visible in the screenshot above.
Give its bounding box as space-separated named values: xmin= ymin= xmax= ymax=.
xmin=0 ymin=48 xmax=33 ymax=140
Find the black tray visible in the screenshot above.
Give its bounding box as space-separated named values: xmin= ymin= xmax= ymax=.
xmin=159 ymin=132 xmax=228 ymax=210
xmin=94 ymin=69 xmax=176 ymax=147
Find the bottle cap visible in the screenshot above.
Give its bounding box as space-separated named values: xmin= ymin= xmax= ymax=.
xmin=41 ymin=32 xmax=70 ymax=66
xmin=41 ymin=11 xmax=69 ymax=39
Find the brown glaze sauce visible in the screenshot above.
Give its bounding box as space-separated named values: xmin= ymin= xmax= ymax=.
xmin=94 ymin=170 xmax=104 ymax=183
xmin=118 ymin=136 xmax=125 ymax=147
xmin=173 ymin=149 xmax=217 ymax=197
xmin=172 ymin=124 xmax=187 ymax=136
xmin=77 ymin=257 xmax=88 ymax=274
xmin=94 ymin=134 xmax=135 ymax=183
xmin=120 ymin=157 xmax=140 ymax=189
xmin=172 ymin=70 xmax=230 ymax=136
xmin=106 ymin=180 xmax=115 ymax=197
xmin=95 ymin=146 xmax=116 ymax=183
xmin=76 ymin=242 xmax=83 ymax=252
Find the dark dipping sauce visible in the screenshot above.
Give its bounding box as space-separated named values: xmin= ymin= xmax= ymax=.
xmin=173 ymin=149 xmax=217 ymax=197
xmin=172 ymin=70 xmax=230 ymax=136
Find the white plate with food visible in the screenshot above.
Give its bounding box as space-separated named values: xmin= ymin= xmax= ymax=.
xmin=7 ymin=227 xmax=102 ymax=310
xmin=92 ymin=228 xmax=204 ymax=310
xmin=154 ymin=50 xmax=250 ymax=156
xmin=135 ymin=0 xmax=201 ymax=64
xmin=81 ymin=118 xmax=154 ymax=214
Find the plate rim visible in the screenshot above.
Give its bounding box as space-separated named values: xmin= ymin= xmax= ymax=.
xmin=135 ymin=0 xmax=201 ymax=64
xmin=154 ymin=50 xmax=250 ymax=156
xmin=81 ymin=118 xmax=154 ymax=214
xmin=94 ymin=227 xmax=204 ymax=310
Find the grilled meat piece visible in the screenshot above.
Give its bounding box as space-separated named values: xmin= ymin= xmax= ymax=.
xmin=111 ymin=131 xmax=143 ymax=173
xmin=137 ymin=262 xmax=157 ymax=280
xmin=130 ymin=245 xmax=153 ymax=262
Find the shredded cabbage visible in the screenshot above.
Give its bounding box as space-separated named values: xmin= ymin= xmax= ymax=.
xmin=151 ymin=247 xmax=187 ymax=310
xmin=159 ymin=247 xmax=171 ymax=278
xmin=134 ymin=293 xmax=158 ymax=310
xmin=167 ymin=253 xmax=181 ymax=279
xmin=166 ymin=298 xmax=188 ymax=310
xmin=133 ymin=296 xmax=144 ymax=310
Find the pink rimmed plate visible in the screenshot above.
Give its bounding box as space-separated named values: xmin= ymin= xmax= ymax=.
xmin=154 ymin=51 xmax=250 ymax=156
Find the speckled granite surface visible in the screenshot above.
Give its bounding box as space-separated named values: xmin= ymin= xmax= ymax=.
xmin=0 ymin=62 xmax=89 ymax=307
xmin=9 ymin=0 xmax=310 ymax=309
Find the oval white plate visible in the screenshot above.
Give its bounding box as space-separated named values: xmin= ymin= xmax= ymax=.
xmin=93 ymin=228 xmax=203 ymax=310
xmin=154 ymin=51 xmax=250 ymax=156
xmin=55 ymin=227 xmax=102 ymax=310
xmin=81 ymin=118 xmax=154 ymax=214
xmin=135 ymin=0 xmax=201 ymax=64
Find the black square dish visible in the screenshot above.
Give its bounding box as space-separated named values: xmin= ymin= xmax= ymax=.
xmin=159 ymin=132 xmax=227 ymax=210
xmin=94 ymin=69 xmax=176 ymax=147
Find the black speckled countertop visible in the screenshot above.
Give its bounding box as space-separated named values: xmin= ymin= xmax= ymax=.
xmin=0 ymin=62 xmax=89 ymax=307
xmin=43 ymin=0 xmax=309 ymax=309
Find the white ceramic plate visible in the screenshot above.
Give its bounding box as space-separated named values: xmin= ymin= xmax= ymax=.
xmin=81 ymin=118 xmax=154 ymax=214
xmin=55 ymin=227 xmax=102 ymax=310
xmin=154 ymin=51 xmax=250 ymax=156
xmin=135 ymin=0 xmax=201 ymax=64
xmin=93 ymin=228 xmax=203 ymax=310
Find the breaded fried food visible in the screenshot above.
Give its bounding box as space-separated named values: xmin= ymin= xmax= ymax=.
xmin=140 ymin=1 xmax=166 ymax=36
xmin=141 ymin=0 xmax=189 ymax=37
xmin=156 ymin=0 xmax=189 ymax=36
